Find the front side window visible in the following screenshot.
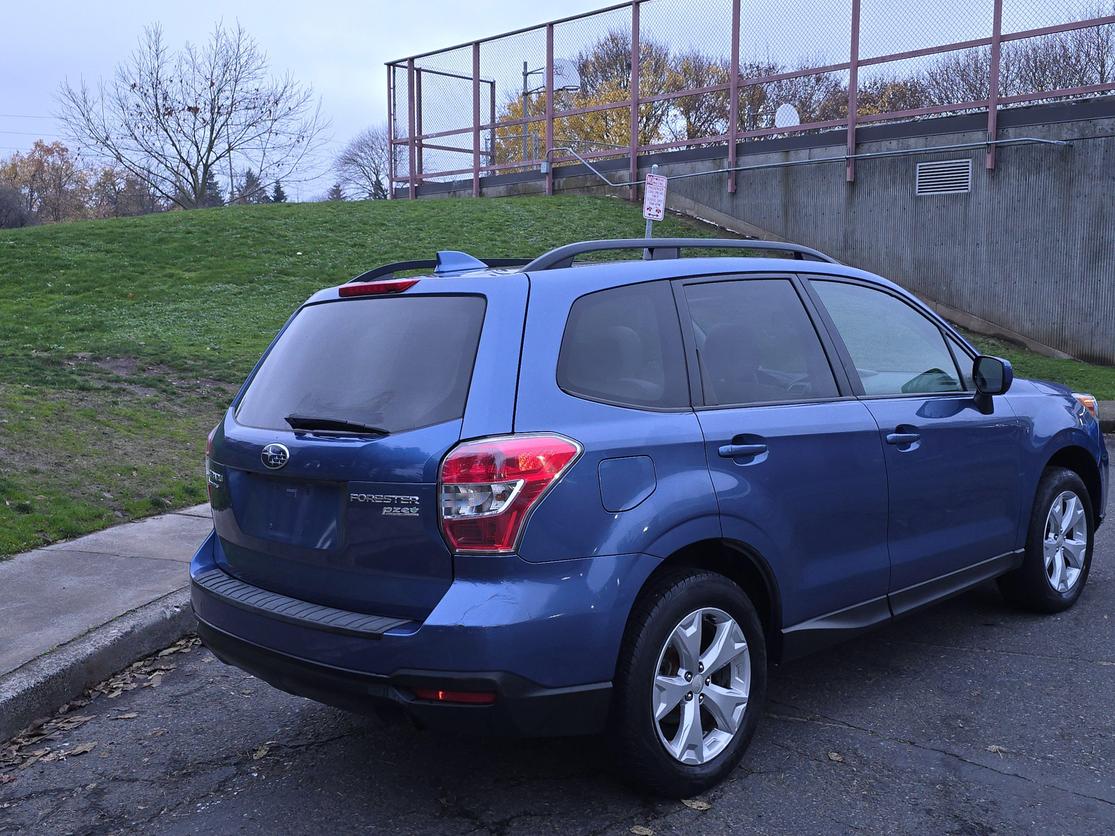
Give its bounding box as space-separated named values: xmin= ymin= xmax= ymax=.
xmin=812 ymin=280 xmax=962 ymax=396
xmin=557 ymin=281 xmax=688 ymax=409
xmin=684 ymin=278 xmax=839 ymax=406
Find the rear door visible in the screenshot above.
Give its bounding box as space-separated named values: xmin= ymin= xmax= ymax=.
xmin=206 ymin=278 xmax=527 ymax=621
xmin=806 ymin=277 xmax=1025 ymax=608
xmin=676 ymin=275 xmax=892 ymax=635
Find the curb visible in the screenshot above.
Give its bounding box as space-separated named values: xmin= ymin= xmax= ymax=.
xmin=1099 ymin=402 xmax=1114 ymax=434
xmin=0 ymin=587 xmax=195 ymax=742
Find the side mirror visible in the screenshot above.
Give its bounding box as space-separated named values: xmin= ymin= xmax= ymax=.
xmin=973 ymin=355 xmax=1013 ymax=396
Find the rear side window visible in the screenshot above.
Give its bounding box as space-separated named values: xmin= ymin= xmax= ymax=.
xmin=236 ymin=295 xmax=485 ymax=433
xmin=684 ymin=279 xmax=839 ymax=406
xmin=557 ymin=281 xmax=688 ymax=409
xmin=812 ymin=280 xmax=962 ymax=396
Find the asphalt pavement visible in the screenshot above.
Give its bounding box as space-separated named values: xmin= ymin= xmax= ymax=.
xmin=2 ymin=477 xmax=1113 ymax=835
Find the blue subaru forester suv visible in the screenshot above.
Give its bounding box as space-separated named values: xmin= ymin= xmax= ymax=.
xmin=192 ymin=238 xmax=1108 ymax=796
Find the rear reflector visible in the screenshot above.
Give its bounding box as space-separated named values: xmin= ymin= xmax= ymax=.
xmin=338 ymin=278 xmax=419 ymax=297
xmin=412 ymin=688 xmax=497 ymax=705
xmin=439 ymin=434 xmax=581 ymax=553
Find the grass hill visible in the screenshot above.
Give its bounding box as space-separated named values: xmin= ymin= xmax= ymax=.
xmin=0 ymin=197 xmax=723 ymax=554
xmin=0 ymin=196 xmax=1111 ymax=556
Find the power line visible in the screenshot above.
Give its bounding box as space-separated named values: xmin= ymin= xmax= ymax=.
xmin=0 ymin=113 xmax=60 ymax=120
xmin=0 ymin=130 xmax=67 ymax=137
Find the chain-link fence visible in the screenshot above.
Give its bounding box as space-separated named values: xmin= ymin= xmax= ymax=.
xmin=387 ymin=0 xmax=1115 ymax=195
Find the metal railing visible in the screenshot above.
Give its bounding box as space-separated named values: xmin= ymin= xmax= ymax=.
xmin=386 ymin=0 xmax=1115 ymax=197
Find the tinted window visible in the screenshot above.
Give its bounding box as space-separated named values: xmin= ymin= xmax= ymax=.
xmin=236 ymin=295 xmax=485 ymax=433
xmin=557 ymin=281 xmax=688 ymax=408
xmin=812 ymin=280 xmax=962 ymax=396
xmin=947 ymin=334 xmax=975 ymax=390
xmin=684 ymin=279 xmax=838 ymax=406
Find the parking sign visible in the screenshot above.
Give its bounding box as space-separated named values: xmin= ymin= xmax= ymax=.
xmin=642 ymin=173 xmax=667 ymax=222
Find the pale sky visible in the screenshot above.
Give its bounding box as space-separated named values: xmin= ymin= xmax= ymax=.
xmin=0 ymin=0 xmax=605 ymax=199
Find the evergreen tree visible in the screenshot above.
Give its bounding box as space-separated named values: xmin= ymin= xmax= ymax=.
xmin=235 ymin=168 xmax=266 ymax=204
xmin=202 ymin=169 xmax=224 ymax=207
xmin=325 ymin=182 xmax=345 ymax=201
xmin=271 ymin=181 xmax=288 ymax=203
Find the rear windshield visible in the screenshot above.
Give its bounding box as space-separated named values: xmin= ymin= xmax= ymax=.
xmin=235 ymin=295 xmax=486 ymax=434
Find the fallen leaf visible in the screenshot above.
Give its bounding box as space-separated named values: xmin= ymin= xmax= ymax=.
xmin=827 ymin=751 xmax=845 ymax=763
xmin=111 ymin=713 xmax=138 ymax=721
xmin=54 ymin=715 xmax=94 ymax=732
xmin=252 ymin=744 xmax=271 ymax=760
xmin=0 ymin=774 xmax=15 ymax=784
xmin=986 ymin=744 xmax=1008 ymax=757
xmin=69 ymin=742 xmax=96 ymax=756
xmin=631 ymin=826 xmax=654 ymax=835
xmin=19 ymin=749 xmax=50 ymax=769
xmin=682 ymin=798 xmax=711 ymax=811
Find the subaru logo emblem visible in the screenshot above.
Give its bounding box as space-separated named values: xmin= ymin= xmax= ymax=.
xmin=261 ymin=443 xmax=290 ymax=470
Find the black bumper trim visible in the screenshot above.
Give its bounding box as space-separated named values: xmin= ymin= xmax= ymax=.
xmin=196 ymin=618 xmax=612 ymax=737
xmin=192 ymin=568 xmax=413 ymax=638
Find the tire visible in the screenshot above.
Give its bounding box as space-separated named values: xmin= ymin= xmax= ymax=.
xmin=998 ymin=466 xmax=1095 ymax=613
xmin=610 ymin=569 xmax=767 ymax=797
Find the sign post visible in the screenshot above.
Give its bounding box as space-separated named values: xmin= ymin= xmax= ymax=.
xmin=642 ymin=164 xmax=666 ymax=240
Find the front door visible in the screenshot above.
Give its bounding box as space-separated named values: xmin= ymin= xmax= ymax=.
xmin=807 ymin=278 xmax=1025 ymax=608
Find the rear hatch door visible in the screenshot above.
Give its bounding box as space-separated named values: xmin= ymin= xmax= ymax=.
xmin=207 ymin=277 xmax=526 ymax=621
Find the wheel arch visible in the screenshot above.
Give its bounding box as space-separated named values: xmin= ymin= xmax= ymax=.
xmin=631 ymin=539 xmax=784 ymax=664
xmin=1045 ymin=443 xmax=1103 ymax=524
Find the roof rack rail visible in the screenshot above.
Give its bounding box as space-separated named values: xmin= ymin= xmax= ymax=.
xmin=348 ymin=251 xmax=532 ymax=283
xmin=522 ymin=238 xmax=839 ymax=271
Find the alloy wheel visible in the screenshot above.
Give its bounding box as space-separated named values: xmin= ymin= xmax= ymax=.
xmin=652 ymin=607 xmax=751 ymax=765
xmin=1044 ymin=490 xmax=1088 ymax=593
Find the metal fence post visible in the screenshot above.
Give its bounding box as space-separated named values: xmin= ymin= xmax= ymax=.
xmin=846 ymin=0 xmax=861 ymax=183
xmin=387 ymin=65 xmax=395 ymax=198
xmin=415 ymin=67 xmax=424 ymax=181
xmin=472 ymin=44 xmax=481 ymax=197
xmin=986 ymin=0 xmax=1004 ymax=170
xmin=546 ymin=23 xmax=555 ymax=195
xmin=728 ymin=0 xmax=741 ymax=193
xmin=629 ymin=1 xmax=641 ymax=201
xmin=407 ymin=58 xmax=417 ymax=200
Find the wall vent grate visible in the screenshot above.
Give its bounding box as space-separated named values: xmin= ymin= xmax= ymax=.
xmin=915 ymin=159 xmax=972 ymax=195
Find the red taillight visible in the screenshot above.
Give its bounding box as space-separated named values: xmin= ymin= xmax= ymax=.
xmin=412 ymin=688 xmax=497 ymax=705
xmin=438 ymin=434 xmax=581 ymax=553
xmin=338 ymin=278 xmax=419 ymax=297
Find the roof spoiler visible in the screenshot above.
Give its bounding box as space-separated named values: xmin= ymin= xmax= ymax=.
xmin=347 ymin=251 xmax=532 ymax=283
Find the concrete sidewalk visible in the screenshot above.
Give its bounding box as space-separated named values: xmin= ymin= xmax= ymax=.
xmin=0 ymin=505 xmax=212 ymax=739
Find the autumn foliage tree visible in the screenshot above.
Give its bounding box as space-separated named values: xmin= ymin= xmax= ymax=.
xmin=486 ymin=14 xmax=1114 ymax=170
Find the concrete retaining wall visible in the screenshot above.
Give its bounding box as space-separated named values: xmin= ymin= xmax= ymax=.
xmin=412 ymin=98 xmax=1115 ymax=364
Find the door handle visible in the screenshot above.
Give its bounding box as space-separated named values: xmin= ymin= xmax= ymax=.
xmin=885 ymin=431 xmax=921 ymax=446
xmin=718 ymin=442 xmax=768 ymax=459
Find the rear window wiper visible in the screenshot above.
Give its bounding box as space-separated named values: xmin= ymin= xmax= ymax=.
xmin=285 ymin=415 xmax=390 ymax=436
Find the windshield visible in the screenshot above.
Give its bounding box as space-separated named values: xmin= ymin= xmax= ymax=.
xmin=235 ymin=295 xmax=486 ymax=434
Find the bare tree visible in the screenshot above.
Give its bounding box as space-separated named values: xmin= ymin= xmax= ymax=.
xmin=334 ymin=126 xmax=390 ymax=200
xmin=57 ymin=22 xmax=326 ymax=209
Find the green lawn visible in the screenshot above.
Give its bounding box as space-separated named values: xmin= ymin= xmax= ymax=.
xmin=0 ymin=196 xmax=1111 ymax=558
xmin=959 ymin=331 xmax=1115 ymax=401
xmin=0 ymin=196 xmax=722 ymax=556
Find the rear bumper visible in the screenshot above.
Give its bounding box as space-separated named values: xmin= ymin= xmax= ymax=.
xmin=190 ymin=530 xmax=660 ymax=735
xmin=197 ymin=617 xmax=611 ymax=736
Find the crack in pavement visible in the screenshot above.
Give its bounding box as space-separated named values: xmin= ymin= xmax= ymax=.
xmin=765 ymin=701 xmax=1115 ymax=809
xmin=874 ymin=636 xmax=1115 ymax=667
